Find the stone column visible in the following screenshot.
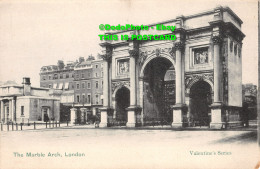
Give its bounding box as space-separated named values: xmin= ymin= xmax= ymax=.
xmin=210 ymin=35 xmax=224 ymax=129
xmin=126 ymin=48 xmax=139 ymax=127
xmin=103 ymin=61 xmax=109 ymax=107
xmin=12 ymin=99 xmax=16 ymax=122
xmin=172 ymin=42 xmax=186 ymax=128
xmin=213 ymin=36 xmax=221 ymax=103
xmin=5 ymin=105 xmax=8 ymax=123
xmin=8 ymin=99 xmax=12 ymax=122
xmin=113 ymin=98 xmax=116 ymax=119
xmin=70 ymin=108 xmax=77 ymax=125
xmin=0 ymin=100 xmax=3 ymax=123
xmin=139 ymin=79 xmax=144 ymax=125
xmin=175 ymin=45 xmax=183 ymax=104
xmin=130 ymin=56 xmax=136 ymax=106
xmin=99 ymin=47 xmax=112 ymax=128
xmin=92 ymin=108 xmax=96 ymax=116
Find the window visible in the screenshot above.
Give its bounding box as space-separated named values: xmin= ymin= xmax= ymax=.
xmin=88 ymin=73 xmax=91 ymax=77
xmin=87 ymin=94 xmax=91 ymax=104
xmin=76 ymin=95 xmax=80 ymax=103
xmin=101 ymin=99 xmax=103 ymax=105
xmin=53 ymin=83 xmax=58 ymax=89
xmin=76 ymin=83 xmax=80 ymax=89
xmin=49 ymin=76 xmax=51 ymax=80
xmin=60 ymin=74 xmax=63 ymax=79
xmin=64 ymin=82 xmax=69 ymax=90
xmin=72 ymin=73 xmax=74 ymax=78
xmin=63 ymin=74 xmax=66 ymax=79
xmin=82 ymin=94 xmax=85 ymax=103
xmin=101 ymin=72 xmax=103 ymax=77
xmin=66 ymin=74 xmax=69 ymax=78
xmin=82 ymin=82 xmax=85 ymax=89
xmin=58 ymin=83 xmax=63 ymax=89
xmin=96 ymin=95 xmax=99 ymax=104
xmin=81 ymin=73 xmax=84 ymax=78
xmin=96 ymin=81 xmax=98 ymax=89
xmin=95 ymin=64 xmax=98 ymax=68
xmin=53 ymin=74 xmax=58 ymax=79
xmin=49 ymin=84 xmax=52 ymax=88
xmin=95 ymin=73 xmax=98 ymax=77
xmin=43 ymin=76 xmax=46 ymax=80
xmin=102 ymin=81 xmax=103 ymax=89
xmin=87 ymin=82 xmax=91 ymax=89
xmin=21 ymin=106 xmax=24 ymax=116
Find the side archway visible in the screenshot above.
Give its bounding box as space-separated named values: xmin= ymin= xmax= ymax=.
xmin=114 ymin=86 xmax=130 ymax=122
xmin=185 ymin=74 xmax=214 ymax=95
xmin=189 ymin=80 xmax=213 ymax=126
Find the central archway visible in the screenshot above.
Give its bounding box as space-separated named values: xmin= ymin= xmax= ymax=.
xmin=142 ymin=56 xmax=175 ymax=123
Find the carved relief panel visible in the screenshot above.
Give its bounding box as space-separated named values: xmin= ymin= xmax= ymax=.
xmin=116 ymin=58 xmax=129 ymax=77
xmin=193 ymin=47 xmax=209 ymax=65
xmin=189 ymin=45 xmax=211 ymax=70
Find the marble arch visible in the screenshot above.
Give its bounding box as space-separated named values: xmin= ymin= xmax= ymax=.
xmin=98 ymin=6 xmax=245 ymax=129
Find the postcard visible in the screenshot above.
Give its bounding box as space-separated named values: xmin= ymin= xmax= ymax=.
xmin=0 ymin=0 xmax=259 ymax=169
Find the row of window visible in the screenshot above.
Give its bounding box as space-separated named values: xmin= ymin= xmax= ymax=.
xmin=76 ymin=81 xmax=103 ymax=90
xmin=75 ymin=72 xmax=103 ymax=79
xmin=76 ymin=94 xmax=103 ymax=105
xmin=42 ymin=73 xmax=73 ymax=81
xmin=42 ymin=82 xmax=71 ymax=89
xmin=42 ymin=70 xmax=104 ymax=81
xmin=42 ymin=81 xmax=103 ymax=90
xmin=42 ymin=72 xmax=104 ymax=81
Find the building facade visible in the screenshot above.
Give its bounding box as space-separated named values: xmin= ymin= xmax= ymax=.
xmin=98 ymin=6 xmax=245 ymax=129
xmin=40 ymin=60 xmax=76 ymax=105
xmin=0 ymin=78 xmax=60 ymax=124
xmin=40 ymin=56 xmax=105 ymax=123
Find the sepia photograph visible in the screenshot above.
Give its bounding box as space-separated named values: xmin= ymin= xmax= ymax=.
xmin=0 ymin=0 xmax=259 ymax=168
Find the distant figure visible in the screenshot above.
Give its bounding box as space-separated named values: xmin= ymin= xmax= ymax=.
xmin=94 ymin=115 xmax=100 ymax=128
xmin=44 ymin=114 xmax=49 ymax=122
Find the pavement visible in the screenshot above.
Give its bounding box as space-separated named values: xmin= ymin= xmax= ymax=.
xmin=0 ymin=126 xmax=259 ymax=169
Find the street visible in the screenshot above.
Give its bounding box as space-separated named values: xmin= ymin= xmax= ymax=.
xmin=0 ymin=128 xmax=258 ymax=169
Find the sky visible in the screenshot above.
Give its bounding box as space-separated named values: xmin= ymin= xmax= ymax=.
xmin=0 ymin=0 xmax=258 ymax=87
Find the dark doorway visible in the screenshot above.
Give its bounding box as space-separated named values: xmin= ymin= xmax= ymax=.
xmin=189 ymin=81 xmax=212 ymax=126
xmin=115 ymin=87 xmax=130 ymax=121
xmin=143 ymin=57 xmax=175 ymax=123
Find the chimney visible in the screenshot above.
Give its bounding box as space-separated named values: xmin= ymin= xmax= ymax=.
xmin=22 ymin=77 xmax=31 ymax=96
xmin=57 ymin=60 xmax=65 ymax=70
xmin=79 ymin=57 xmax=85 ymax=63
